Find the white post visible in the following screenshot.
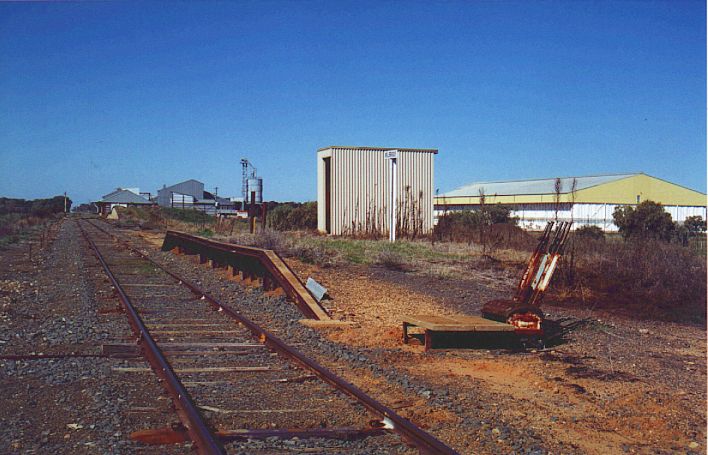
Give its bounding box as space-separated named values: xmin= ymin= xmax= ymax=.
xmin=384 ymin=150 xmax=399 ymax=242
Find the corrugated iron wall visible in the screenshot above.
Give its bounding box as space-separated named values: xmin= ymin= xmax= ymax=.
xmin=323 ymin=147 xmax=435 ymax=236
xmin=157 ymin=180 xmax=205 ymax=207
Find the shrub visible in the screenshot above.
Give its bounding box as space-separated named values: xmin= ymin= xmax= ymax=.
xmin=160 ymin=207 xmax=213 ymax=224
xmin=0 ymin=196 xmax=67 ymax=246
xmin=256 ymin=229 xmax=285 ymax=250
xmin=268 ymin=202 xmax=317 ymax=231
xmin=0 ymin=196 xmax=69 ymax=216
xmin=288 ymin=242 xmax=340 ymax=267
xmin=375 ymin=246 xmax=410 ymax=272
xmin=486 ymin=204 xmax=518 ymax=225
xmin=73 ymin=203 xmax=98 ymax=213
xmin=289 ymin=202 xmax=317 ymax=230
xmin=268 ymin=204 xmax=294 ymax=231
xmin=0 ymin=212 xmax=56 ymax=247
xmin=30 ymin=196 xmax=70 ymax=216
xmin=433 ymin=210 xmax=531 ymax=251
xmin=613 ymin=200 xmax=674 ymax=241
xmin=555 ymin=236 xmax=706 ymax=323
xmin=684 ymin=215 xmax=707 ymax=234
xmin=433 ymin=211 xmax=482 ymax=243
xmin=574 ymin=225 xmax=605 ymax=241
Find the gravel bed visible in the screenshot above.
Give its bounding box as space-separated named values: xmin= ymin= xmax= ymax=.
xmin=0 ymin=220 xmax=190 ymax=454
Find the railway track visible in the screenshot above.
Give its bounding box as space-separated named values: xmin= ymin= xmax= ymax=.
xmin=77 ymin=219 xmax=458 ymax=454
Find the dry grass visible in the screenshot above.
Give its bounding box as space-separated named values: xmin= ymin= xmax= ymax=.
xmin=554 ymin=236 xmax=706 ymax=323
xmin=0 ymin=213 xmax=60 ymax=247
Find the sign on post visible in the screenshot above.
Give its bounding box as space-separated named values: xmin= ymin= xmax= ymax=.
xmin=385 ymin=150 xmax=399 ymax=242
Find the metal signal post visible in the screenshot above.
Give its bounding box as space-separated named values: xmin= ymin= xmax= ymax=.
xmin=384 ymin=150 xmax=399 ymax=242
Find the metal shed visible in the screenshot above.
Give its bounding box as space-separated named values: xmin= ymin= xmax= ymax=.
xmin=317 ymin=146 xmax=437 ymax=236
xmin=157 ymin=179 xmax=205 ymax=207
xmin=435 ymin=173 xmax=707 ymax=231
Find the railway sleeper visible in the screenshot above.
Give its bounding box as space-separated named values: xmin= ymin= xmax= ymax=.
xmin=131 ymin=425 xmax=391 ymax=446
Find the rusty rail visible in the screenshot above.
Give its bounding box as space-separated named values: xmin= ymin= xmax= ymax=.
xmin=78 ymin=221 xmax=226 ymax=455
xmin=161 ymin=230 xmax=330 ymax=320
xmin=88 ymin=220 xmax=459 ymax=455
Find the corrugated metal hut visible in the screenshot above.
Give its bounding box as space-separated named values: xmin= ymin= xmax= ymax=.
xmin=316 ymin=146 xmax=437 ymax=236
xmin=435 ymin=173 xmax=707 ymax=231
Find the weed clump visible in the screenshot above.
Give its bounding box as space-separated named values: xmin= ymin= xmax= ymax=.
xmin=288 ymin=242 xmax=340 ymax=267
xmin=375 ymin=247 xmax=411 ymax=272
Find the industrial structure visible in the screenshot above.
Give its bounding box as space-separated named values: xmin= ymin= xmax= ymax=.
xmin=156 ymin=179 xmax=240 ymax=215
xmin=317 ymin=146 xmax=437 ymax=236
xmin=94 ymin=188 xmax=154 ymax=216
xmin=434 ymin=173 xmax=707 ymax=231
xmin=240 ymin=158 xmax=264 ymax=205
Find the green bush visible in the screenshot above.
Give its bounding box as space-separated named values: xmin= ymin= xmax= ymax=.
xmin=433 ymin=205 xmax=520 ymax=245
xmin=684 ymin=215 xmax=707 ymax=234
xmin=613 ymin=200 xmax=674 ymax=241
xmin=268 ymin=204 xmax=295 ymax=231
xmin=486 ymin=204 xmax=518 ymax=225
xmin=268 ymin=202 xmax=317 ymax=231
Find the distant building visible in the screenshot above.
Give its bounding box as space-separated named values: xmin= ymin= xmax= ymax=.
xmin=317 ymin=146 xmax=437 ymax=236
xmin=157 ymin=179 xmax=239 ymax=215
xmin=434 ymin=173 xmax=707 ymax=231
xmin=94 ymin=188 xmax=154 ymax=216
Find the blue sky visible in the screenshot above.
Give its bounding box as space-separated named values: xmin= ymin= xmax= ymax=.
xmin=0 ymin=1 xmax=705 ymax=204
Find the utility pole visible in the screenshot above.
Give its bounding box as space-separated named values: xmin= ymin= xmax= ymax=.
xmin=64 ymin=192 xmax=67 ymax=214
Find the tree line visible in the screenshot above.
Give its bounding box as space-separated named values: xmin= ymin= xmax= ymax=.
xmin=0 ymin=196 xmax=71 ymax=217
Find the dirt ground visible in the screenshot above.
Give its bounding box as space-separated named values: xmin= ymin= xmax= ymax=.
xmin=284 ymin=260 xmax=706 ymax=454
xmin=131 ymin=228 xmax=708 ymax=454
xmin=19 ymin=226 xmax=703 ymax=454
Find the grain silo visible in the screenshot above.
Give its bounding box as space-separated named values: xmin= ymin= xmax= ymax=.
xmin=316 ymin=146 xmax=437 ymax=236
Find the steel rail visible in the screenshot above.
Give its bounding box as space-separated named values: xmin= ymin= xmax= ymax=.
xmin=87 ymin=219 xmax=459 ymax=455
xmin=77 ymin=221 xmax=226 ymax=455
